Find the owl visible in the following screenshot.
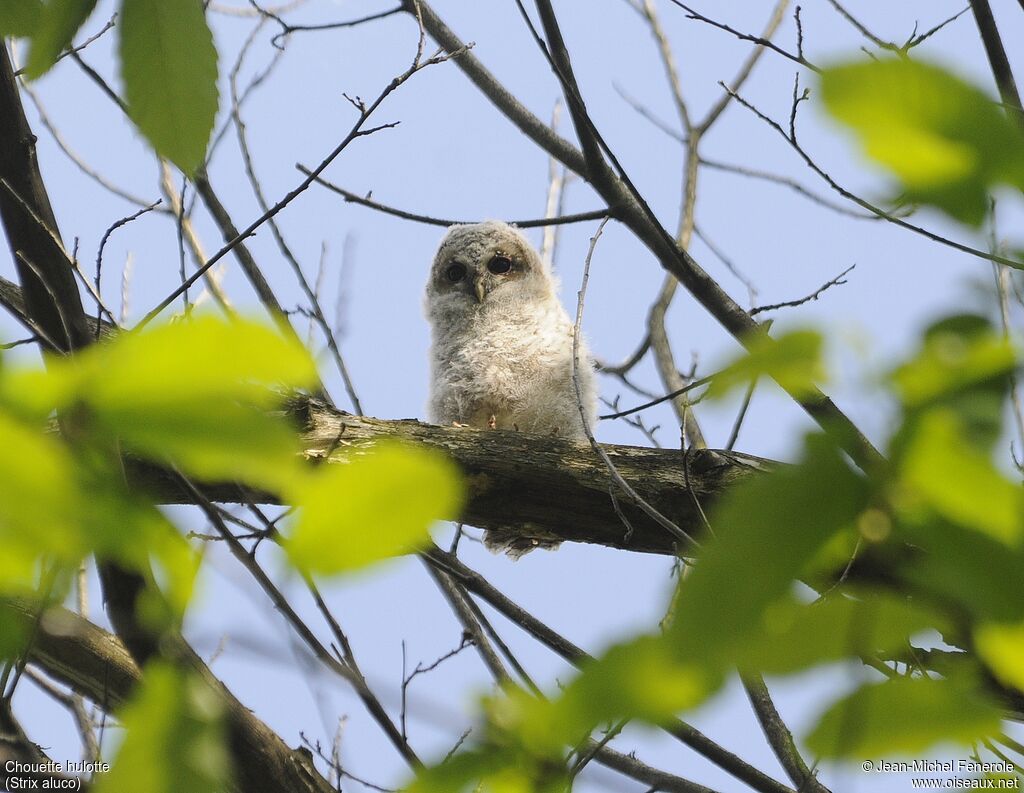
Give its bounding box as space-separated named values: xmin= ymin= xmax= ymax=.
xmin=425 ymin=220 xmax=598 ymax=554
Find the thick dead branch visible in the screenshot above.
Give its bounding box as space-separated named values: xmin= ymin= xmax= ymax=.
xmin=0 ymin=47 xmax=91 ymax=351
xmin=1 ymin=599 xmax=337 ymax=793
xmin=136 ymin=398 xmax=774 ymax=556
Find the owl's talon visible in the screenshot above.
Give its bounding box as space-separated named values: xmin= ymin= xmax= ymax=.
xmin=488 ymin=414 xmax=497 ymax=430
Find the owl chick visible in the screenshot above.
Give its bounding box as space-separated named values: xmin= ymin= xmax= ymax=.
xmin=425 ymin=221 xmax=598 ymax=554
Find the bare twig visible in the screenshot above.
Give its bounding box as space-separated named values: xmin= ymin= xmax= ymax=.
xmin=299 ymin=168 xmax=608 ymax=229
xmin=246 ymin=1 xmax=405 ymax=49
xmin=749 ymin=264 xmax=854 ymax=316
xmin=139 ymin=30 xmax=472 ymax=327
xmin=970 ymin=0 xmax=1024 ymax=124
xmin=669 ymin=1 xmax=819 ymax=73
xmin=743 ymin=674 xmax=830 ymax=793
xmin=94 ymin=201 xmax=160 ymax=336
xmin=723 ymin=84 xmax=1024 ymax=271
xmin=572 ymin=218 xmax=699 ymax=549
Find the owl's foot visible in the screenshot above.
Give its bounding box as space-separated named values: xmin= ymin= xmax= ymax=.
xmin=488 ymin=414 xmax=497 ymax=429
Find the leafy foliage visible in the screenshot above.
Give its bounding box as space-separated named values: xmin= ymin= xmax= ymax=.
xmin=286 ymin=441 xmax=464 ymax=576
xmin=2 ymin=0 xmax=219 ymax=174
xmin=705 ymin=328 xmax=825 ymax=401
xmin=119 ymin=0 xmax=218 ymax=175
xmin=93 ymin=663 xmax=230 ymax=793
xmin=820 ymin=58 xmax=1024 ymax=230
xmin=806 ymin=678 xmax=1003 ymax=759
xmin=0 ymin=316 xmax=463 ymax=789
xmin=410 ymin=309 xmax=1024 ymax=788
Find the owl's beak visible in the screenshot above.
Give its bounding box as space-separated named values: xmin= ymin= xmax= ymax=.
xmin=472 ymin=276 xmax=487 ymax=303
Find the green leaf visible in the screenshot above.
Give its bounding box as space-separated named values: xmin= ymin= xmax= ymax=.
xmin=101 ymin=400 xmax=305 ymax=492
xmin=24 ymin=0 xmax=97 ymax=78
xmin=407 ymin=750 xmax=508 ymax=793
xmin=58 ymin=316 xmax=316 ymax=491
xmin=286 ymin=441 xmax=464 ymax=575
xmin=899 ymin=410 xmax=1022 ymax=545
xmin=665 ymin=433 xmax=869 ymax=666
xmin=891 ymin=316 xmax=1014 ymax=452
xmin=975 ymin=622 xmax=1024 ymax=693
xmin=706 ymin=330 xmax=824 ymax=401
xmin=902 ymin=523 xmax=1024 ymax=623
xmin=530 ymin=636 xmax=711 ymax=750
xmin=88 ymin=316 xmax=317 ymax=409
xmin=0 ymin=411 xmax=86 ymax=589
xmin=740 ymin=593 xmax=941 ymax=675
xmin=0 ymin=0 xmax=42 ymax=36
xmin=820 ymin=59 xmax=1024 ymax=227
xmin=119 ymin=0 xmax=218 ymax=175
xmin=95 ymin=663 xmax=229 ymax=793
xmin=0 ymin=607 xmax=29 ymax=660
xmin=806 ymin=677 xmax=1002 ymax=759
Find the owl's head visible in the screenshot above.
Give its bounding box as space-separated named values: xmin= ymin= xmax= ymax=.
xmin=426 ymin=221 xmax=554 ymax=316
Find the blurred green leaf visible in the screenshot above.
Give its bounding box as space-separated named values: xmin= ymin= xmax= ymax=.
xmin=0 ymin=0 xmax=42 ymax=36
xmin=102 ymin=400 xmax=305 ymax=492
xmin=706 ymin=330 xmax=824 ymax=401
xmin=23 ymin=316 xmax=318 ymax=490
xmin=806 ymin=677 xmax=1002 ymax=758
xmin=975 ymin=621 xmax=1024 ymax=693
xmin=899 ymin=410 xmax=1022 ymax=545
xmin=95 ymin=663 xmax=229 ymax=793
xmin=820 ymin=59 xmax=1024 ymax=227
xmin=407 ymin=750 xmax=509 ymax=793
xmin=740 ymin=592 xmax=941 ymax=675
xmin=119 ymin=0 xmax=218 ymax=175
xmin=24 ymin=0 xmax=97 ymax=78
xmin=893 ymin=317 xmax=1013 ymax=406
xmin=892 ymin=316 xmax=1014 ymax=452
xmin=902 ymin=522 xmax=1024 ymax=623
xmin=508 ymin=636 xmax=711 ymax=755
xmin=666 ymin=433 xmax=869 ymax=666
xmin=0 ymin=411 xmax=86 ymax=588
xmin=87 ymin=316 xmax=317 ymax=408
xmin=286 ymin=442 xmax=464 ymax=575
xmin=0 ymin=607 xmax=28 ymax=660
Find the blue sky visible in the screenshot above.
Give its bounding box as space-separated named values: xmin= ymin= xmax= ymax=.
xmin=5 ymin=1 xmax=1024 ymax=791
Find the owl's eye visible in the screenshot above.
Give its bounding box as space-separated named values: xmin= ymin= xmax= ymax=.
xmin=487 ymin=255 xmax=513 ymax=275
xmin=445 ymin=263 xmax=467 ymax=282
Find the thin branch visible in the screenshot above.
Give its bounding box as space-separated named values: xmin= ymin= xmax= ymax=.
xmin=743 ymin=674 xmax=830 ymax=793
xmin=572 ymin=217 xmax=700 ymax=550
xmin=723 ymin=84 xmax=1024 ymax=271
xmin=181 ymin=483 xmax=421 ymax=769
xmin=94 ymin=201 xmax=160 ymax=336
xmin=18 ymin=74 xmax=156 ymax=209
xmin=697 ymin=0 xmax=790 ymax=133
xmin=246 ymin=1 xmax=405 ymax=49
xmin=422 ymin=548 xmax=794 ymax=793
xmin=300 ymin=168 xmax=609 ymax=228
xmin=139 ymin=32 xmax=471 ymax=327
xmin=749 ymin=264 xmax=854 ymax=316
xmin=969 ymin=0 xmax=1024 ymax=124
xmin=699 ymin=157 xmax=879 ymax=220
xmin=13 ymin=14 xmax=117 ymax=77
xmin=693 ymin=224 xmax=757 ymax=306
xmin=407 ymin=0 xmax=881 ymax=469
xmin=600 ymin=371 xmax=714 ymax=421
xmin=595 ymin=334 xmax=650 ymax=375
xmin=669 ymin=1 xmax=819 ymax=73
